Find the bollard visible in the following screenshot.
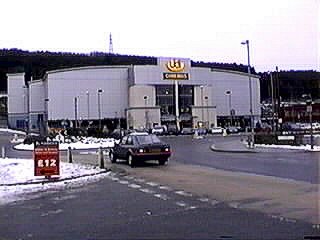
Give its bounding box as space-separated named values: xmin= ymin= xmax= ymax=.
xmin=67 ymin=146 xmax=72 ymax=163
xmin=99 ymin=147 xmax=104 ymax=169
xmin=1 ymin=146 xmax=5 ymax=158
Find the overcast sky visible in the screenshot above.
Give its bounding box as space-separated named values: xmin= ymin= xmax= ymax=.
xmin=1 ymin=0 xmax=318 ymax=72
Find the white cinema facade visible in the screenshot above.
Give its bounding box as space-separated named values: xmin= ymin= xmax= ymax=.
xmin=7 ymin=57 xmax=261 ymax=133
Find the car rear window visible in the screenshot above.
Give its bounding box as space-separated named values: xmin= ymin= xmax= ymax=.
xmin=136 ymin=135 xmax=161 ymax=144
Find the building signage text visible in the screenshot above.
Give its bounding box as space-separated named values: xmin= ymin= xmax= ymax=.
xmin=163 ymin=59 xmax=189 ymax=80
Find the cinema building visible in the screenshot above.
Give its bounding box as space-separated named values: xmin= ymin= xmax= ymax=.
xmin=7 ymin=57 xmax=261 ymax=133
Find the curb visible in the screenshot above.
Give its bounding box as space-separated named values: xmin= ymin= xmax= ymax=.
xmin=210 ymin=144 xmax=257 ymax=153
xmin=0 ymin=169 xmax=110 ymax=187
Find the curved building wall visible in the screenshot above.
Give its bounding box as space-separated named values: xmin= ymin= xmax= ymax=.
xmin=133 ymin=64 xmax=260 ymax=118
xmin=46 ymin=66 xmax=129 ymax=121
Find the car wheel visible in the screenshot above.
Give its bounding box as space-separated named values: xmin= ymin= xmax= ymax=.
xmin=128 ymin=154 xmax=135 ymax=168
xmin=110 ymin=151 xmax=117 ymax=163
xmin=159 ymin=158 xmax=168 ymax=166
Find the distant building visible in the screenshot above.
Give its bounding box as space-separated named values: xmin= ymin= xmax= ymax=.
xmin=7 ymin=57 xmax=261 ymax=133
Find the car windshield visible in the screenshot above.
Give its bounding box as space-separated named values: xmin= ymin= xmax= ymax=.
xmin=136 ymin=135 xmax=161 ymax=144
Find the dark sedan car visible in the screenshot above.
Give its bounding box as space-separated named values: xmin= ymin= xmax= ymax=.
xmin=109 ymin=132 xmax=171 ymax=167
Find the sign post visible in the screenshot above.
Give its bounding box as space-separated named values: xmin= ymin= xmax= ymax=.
xmin=34 ymin=142 xmax=60 ymax=178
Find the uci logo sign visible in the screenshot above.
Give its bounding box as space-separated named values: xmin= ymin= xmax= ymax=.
xmin=166 ymin=59 xmax=185 ymax=72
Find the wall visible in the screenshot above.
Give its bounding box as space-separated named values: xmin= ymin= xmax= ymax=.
xmin=127 ymin=85 xmax=160 ymax=129
xmin=46 ymin=66 xmax=129 ymax=121
xmin=7 ymin=73 xmax=28 ymax=129
xmin=133 ymin=64 xmax=261 ymax=118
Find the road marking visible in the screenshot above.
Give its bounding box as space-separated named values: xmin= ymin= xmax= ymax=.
xmin=186 ymin=206 xmax=198 ymax=210
xmin=124 ymin=176 xmax=134 ymax=180
xmin=175 ymin=190 xmax=192 ymax=197
xmin=146 ymin=182 xmax=159 ymax=187
xmin=198 ymin=198 xmax=210 ymax=202
xmin=134 ymin=178 xmax=146 ymax=183
xmin=228 ymin=202 xmax=240 ymax=209
xmin=119 ymin=180 xmax=129 ymax=185
xmin=159 ymin=185 xmax=172 ymax=191
xmin=211 ymin=200 xmax=220 ymax=206
xmin=41 ymin=209 xmax=63 ymax=217
xmin=128 ymin=184 xmax=141 ymax=189
xmin=111 ymin=177 xmax=119 ymax=182
xmin=139 ymin=188 xmax=155 ymax=194
xmin=154 ymin=193 xmax=169 ymax=200
xmin=52 ymin=195 xmax=77 ymax=201
xmin=176 ymin=201 xmax=188 ymax=207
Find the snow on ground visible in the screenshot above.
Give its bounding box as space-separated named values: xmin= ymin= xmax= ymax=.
xmin=0 ymin=158 xmax=109 ymax=206
xmin=0 ymin=128 xmax=26 ymax=135
xmin=13 ymin=137 xmax=118 ymax=151
xmin=256 ymin=144 xmax=320 ymax=152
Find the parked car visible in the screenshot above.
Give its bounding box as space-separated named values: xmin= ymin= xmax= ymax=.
xmin=180 ymin=127 xmax=194 ymax=135
xmin=209 ymin=127 xmax=224 ymax=134
xmin=167 ymin=124 xmax=179 ymax=135
xmin=23 ymin=134 xmax=47 ymax=145
xmin=109 ymin=132 xmax=171 ymax=167
xmin=226 ymin=126 xmax=239 ymax=134
xmin=151 ymin=126 xmax=165 ymax=135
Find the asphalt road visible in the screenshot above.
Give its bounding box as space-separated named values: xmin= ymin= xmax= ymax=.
xmin=2 ymin=133 xmax=319 ymax=183
xmin=0 ymin=172 xmax=317 ymax=240
xmin=162 ymin=135 xmax=320 ymax=184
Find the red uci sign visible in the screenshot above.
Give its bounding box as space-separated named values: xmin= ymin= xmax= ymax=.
xmin=34 ymin=142 xmax=60 ymax=177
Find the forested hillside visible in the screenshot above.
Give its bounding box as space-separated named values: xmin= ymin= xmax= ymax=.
xmin=0 ymin=48 xmax=319 ymax=101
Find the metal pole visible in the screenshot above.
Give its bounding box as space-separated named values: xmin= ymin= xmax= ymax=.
xmin=200 ymin=86 xmax=204 ymax=125
xmin=86 ymin=91 xmax=90 ymax=120
xmin=144 ymin=96 xmax=148 ymax=129
xmin=1 ymin=146 xmax=5 ymax=158
xmin=310 ymin=110 xmax=314 ymax=150
xmin=74 ymin=97 xmax=78 ymax=129
xmin=99 ymin=147 xmax=104 ymax=168
xmin=206 ymin=96 xmax=209 ymax=128
xmin=98 ymin=89 xmax=102 ymax=131
xmin=175 ymin=80 xmax=179 ymax=131
xmin=270 ymin=72 xmax=275 ymax=132
xmin=67 ymin=146 xmax=72 ymax=163
xmin=242 ymin=40 xmax=254 ymax=148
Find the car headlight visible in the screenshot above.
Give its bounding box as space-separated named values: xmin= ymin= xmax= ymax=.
xmin=164 ymin=147 xmax=169 ymax=152
xmin=138 ymin=148 xmax=144 ymax=153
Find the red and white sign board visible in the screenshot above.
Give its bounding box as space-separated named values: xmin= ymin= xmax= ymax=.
xmin=34 ymin=142 xmax=60 ymax=177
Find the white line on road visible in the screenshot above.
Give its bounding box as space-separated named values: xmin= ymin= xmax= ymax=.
xmin=41 ymin=209 xmax=63 ymax=217
xmin=119 ymin=180 xmax=129 ymax=185
xmin=211 ymin=200 xmax=220 ymax=206
xmin=198 ymin=198 xmax=210 ymax=202
xmin=154 ymin=193 xmax=169 ymax=200
xmin=159 ymin=186 xmax=172 ymax=191
xmin=128 ymin=184 xmax=141 ymax=189
xmin=176 ymin=201 xmax=188 ymax=207
xmin=139 ymin=188 xmax=155 ymax=194
xmin=124 ymin=176 xmax=134 ymax=180
xmin=175 ymin=190 xmax=192 ymax=197
xmin=134 ymin=178 xmax=146 ymax=183
xmin=146 ymin=182 xmax=159 ymax=187
xmin=52 ymin=195 xmax=77 ymax=201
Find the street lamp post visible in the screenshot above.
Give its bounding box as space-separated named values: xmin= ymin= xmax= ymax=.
xmin=302 ymin=94 xmax=314 ymax=150
xmin=97 ymin=89 xmax=103 ymax=131
xmin=86 ymin=91 xmax=90 ymax=120
xmin=74 ymin=97 xmax=78 ymax=129
xmin=241 ymin=40 xmax=254 ymax=148
xmin=44 ymin=98 xmax=49 ymax=136
xmin=200 ymin=86 xmax=204 ymax=127
xmin=225 ymin=90 xmax=232 ymax=126
xmin=205 ymin=96 xmax=209 ymax=128
xmin=144 ymin=96 xmax=148 ymax=129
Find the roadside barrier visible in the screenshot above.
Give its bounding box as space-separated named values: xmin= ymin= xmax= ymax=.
xmin=1 ymin=146 xmax=5 ymax=158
